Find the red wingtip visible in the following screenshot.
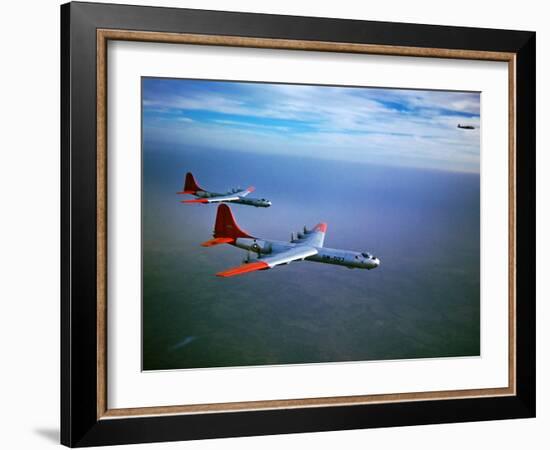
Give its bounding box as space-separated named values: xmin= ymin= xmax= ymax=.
xmin=201 ymin=237 xmax=235 ymax=247
xmin=246 ymin=186 xmax=255 ymax=193
xmin=216 ymin=261 xmax=269 ymax=277
xmin=181 ymin=198 xmax=209 ymax=204
xmin=314 ymin=223 xmax=328 ymax=233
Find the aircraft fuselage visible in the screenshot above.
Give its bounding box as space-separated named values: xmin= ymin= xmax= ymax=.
xmin=234 ymin=238 xmax=380 ymax=270
xmin=194 ymin=190 xmax=272 ymax=207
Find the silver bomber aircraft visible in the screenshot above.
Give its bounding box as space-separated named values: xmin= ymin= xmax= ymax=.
xmin=178 ymin=172 xmax=272 ymax=207
xmin=202 ymin=204 xmax=380 ymax=277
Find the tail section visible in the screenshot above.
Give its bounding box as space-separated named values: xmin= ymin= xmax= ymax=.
xmin=181 ymin=198 xmax=209 ymax=204
xmin=177 ymin=172 xmax=203 ymax=194
xmin=213 ymin=204 xmax=253 ymax=240
xmin=201 ymin=204 xmax=253 ymax=247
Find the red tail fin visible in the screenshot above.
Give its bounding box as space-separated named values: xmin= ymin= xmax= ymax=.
xmin=177 ymin=172 xmax=203 ymax=194
xmin=215 ymin=204 xmax=254 ymax=240
xmin=200 ymin=205 xmax=254 ymax=246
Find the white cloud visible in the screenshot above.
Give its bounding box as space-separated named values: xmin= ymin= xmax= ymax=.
xmin=143 ymin=82 xmax=480 ymax=173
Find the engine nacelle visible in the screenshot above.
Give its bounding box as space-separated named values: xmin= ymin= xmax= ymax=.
xmin=235 ymin=238 xmax=272 ymax=254
xmin=251 ymin=239 xmax=272 ymax=254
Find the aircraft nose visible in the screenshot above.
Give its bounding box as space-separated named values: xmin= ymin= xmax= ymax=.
xmin=373 ymin=258 xmax=380 ymax=268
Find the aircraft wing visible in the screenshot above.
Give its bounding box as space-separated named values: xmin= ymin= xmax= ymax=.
xmin=294 ymin=223 xmax=327 ymax=248
xmin=233 ymin=186 xmax=255 ymax=198
xmin=181 ymin=194 xmax=241 ymax=204
xmin=216 ymin=246 xmax=318 ymax=277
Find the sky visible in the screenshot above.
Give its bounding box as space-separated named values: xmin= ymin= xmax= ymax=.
xmin=142 ymin=78 xmax=480 ymax=173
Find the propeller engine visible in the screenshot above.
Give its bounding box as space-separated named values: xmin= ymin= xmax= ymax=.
xmin=247 ymin=239 xmax=272 ymax=255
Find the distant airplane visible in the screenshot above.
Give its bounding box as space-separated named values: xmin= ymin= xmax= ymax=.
xmin=457 ymin=124 xmax=476 ymax=130
xmin=201 ymin=204 xmax=380 ymax=277
xmin=178 ymin=172 xmax=272 ymax=207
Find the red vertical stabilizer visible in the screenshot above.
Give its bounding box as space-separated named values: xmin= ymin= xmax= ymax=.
xmin=201 ymin=204 xmax=254 ymax=246
xmin=177 ymin=172 xmax=203 ymax=194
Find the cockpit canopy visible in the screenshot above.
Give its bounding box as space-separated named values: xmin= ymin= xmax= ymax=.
xmin=361 ymin=252 xmax=376 ymax=259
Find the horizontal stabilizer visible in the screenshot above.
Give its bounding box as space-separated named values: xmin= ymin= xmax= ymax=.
xmin=216 ymin=261 xmax=269 ymax=277
xmin=181 ymin=198 xmax=209 ymax=204
xmin=176 ymin=190 xmax=195 ymax=195
xmin=201 ymin=237 xmax=234 ymax=247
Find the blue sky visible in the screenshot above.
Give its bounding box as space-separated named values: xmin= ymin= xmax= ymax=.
xmin=142 ymin=78 xmax=480 ymax=173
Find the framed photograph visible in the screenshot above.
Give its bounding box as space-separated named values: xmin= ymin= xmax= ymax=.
xmin=61 ymin=1 xmax=535 ymax=447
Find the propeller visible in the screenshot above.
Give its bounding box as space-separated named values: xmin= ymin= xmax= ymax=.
xmin=303 ymin=225 xmax=307 ymax=234
xmin=291 ymin=232 xmax=295 ymax=242
xmin=251 ymin=241 xmax=262 ymax=255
